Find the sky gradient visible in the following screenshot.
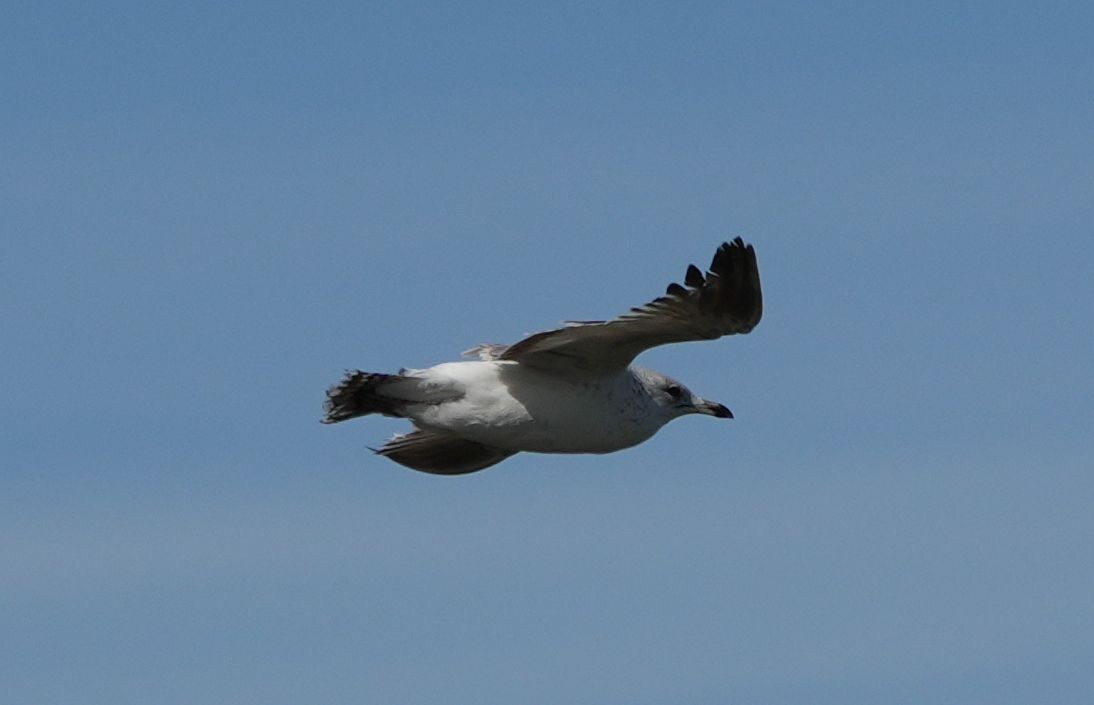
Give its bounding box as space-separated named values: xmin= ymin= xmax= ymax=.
xmin=3 ymin=2 xmax=1093 ymax=703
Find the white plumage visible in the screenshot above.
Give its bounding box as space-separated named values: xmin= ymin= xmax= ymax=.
xmin=322 ymin=238 xmax=762 ymax=474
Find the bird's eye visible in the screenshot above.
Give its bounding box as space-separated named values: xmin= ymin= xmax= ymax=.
xmin=666 ymin=385 xmax=683 ymax=399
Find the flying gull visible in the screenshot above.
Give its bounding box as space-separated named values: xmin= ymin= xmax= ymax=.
xmin=322 ymin=238 xmax=763 ymax=474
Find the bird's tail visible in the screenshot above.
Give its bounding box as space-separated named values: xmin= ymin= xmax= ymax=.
xmin=321 ymin=370 xmax=407 ymax=424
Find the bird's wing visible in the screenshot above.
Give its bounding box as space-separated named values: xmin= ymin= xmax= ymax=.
xmin=498 ymin=238 xmax=762 ymax=374
xmin=374 ymin=429 xmax=516 ymax=474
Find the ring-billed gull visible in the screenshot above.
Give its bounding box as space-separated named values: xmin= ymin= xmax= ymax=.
xmin=322 ymin=238 xmax=762 ymax=474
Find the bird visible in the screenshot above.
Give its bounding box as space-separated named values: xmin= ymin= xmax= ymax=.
xmin=322 ymin=238 xmax=762 ymax=475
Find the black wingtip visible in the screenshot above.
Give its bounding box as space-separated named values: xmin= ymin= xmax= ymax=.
xmin=684 ymin=264 xmax=705 ymax=287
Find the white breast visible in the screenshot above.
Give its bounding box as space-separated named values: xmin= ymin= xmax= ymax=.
xmin=405 ymin=361 xmax=666 ymax=454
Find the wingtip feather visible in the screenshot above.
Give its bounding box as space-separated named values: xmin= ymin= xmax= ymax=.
xmin=684 ymin=264 xmax=705 ymax=287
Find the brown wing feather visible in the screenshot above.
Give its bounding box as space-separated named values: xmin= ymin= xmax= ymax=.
xmin=499 ymin=238 xmax=762 ymax=373
xmin=374 ymin=430 xmax=516 ymax=475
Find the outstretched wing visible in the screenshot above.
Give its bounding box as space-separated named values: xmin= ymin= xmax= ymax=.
xmin=498 ymin=238 xmax=762 ymax=374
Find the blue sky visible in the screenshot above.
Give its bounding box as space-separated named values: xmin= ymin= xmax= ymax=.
xmin=3 ymin=2 xmax=1093 ymax=703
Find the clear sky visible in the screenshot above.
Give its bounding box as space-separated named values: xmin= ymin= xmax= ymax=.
xmin=3 ymin=2 xmax=1093 ymax=703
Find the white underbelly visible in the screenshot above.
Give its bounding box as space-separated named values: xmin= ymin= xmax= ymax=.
xmin=407 ymin=365 xmax=662 ymax=454
xmin=504 ymin=405 xmax=660 ymax=453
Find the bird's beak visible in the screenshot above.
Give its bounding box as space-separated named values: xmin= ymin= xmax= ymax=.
xmin=696 ymin=399 xmax=733 ymax=419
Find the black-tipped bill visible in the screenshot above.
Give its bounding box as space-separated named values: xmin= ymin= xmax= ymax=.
xmin=698 ymin=400 xmax=733 ymax=419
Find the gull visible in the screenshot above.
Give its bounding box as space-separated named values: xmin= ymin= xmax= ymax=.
xmin=322 ymin=238 xmax=763 ymax=474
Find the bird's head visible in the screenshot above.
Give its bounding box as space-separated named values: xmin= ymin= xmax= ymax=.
xmin=636 ymin=369 xmax=733 ymax=422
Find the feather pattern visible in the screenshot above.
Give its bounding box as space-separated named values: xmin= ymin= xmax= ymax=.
xmin=497 ymin=238 xmax=762 ymax=373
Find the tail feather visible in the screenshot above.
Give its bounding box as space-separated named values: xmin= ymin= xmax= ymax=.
xmin=322 ymin=370 xmax=405 ymax=424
